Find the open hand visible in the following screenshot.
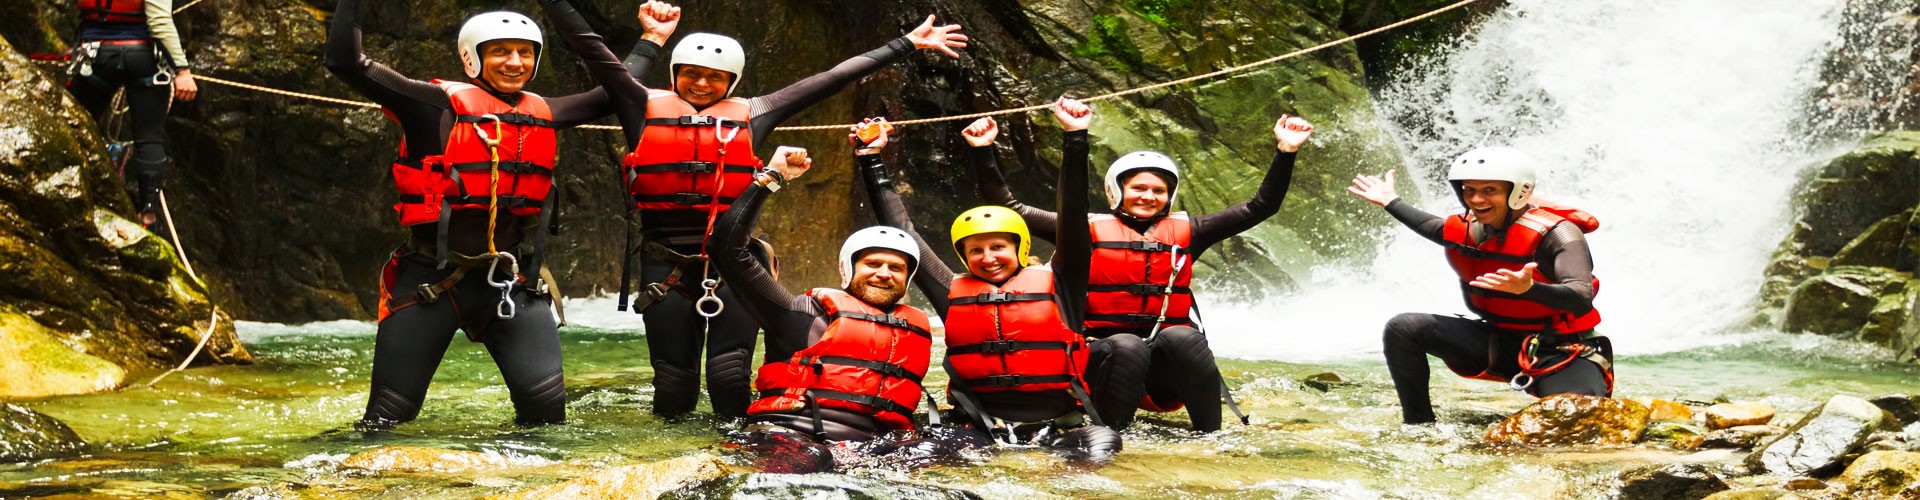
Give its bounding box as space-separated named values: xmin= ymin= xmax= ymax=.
xmin=769 ymin=146 xmax=812 ymax=180
xmin=1346 ymin=170 xmax=1399 ymax=207
xmin=1274 ymin=114 xmax=1312 ymax=152
xmin=1469 ymin=262 xmax=1536 ymax=294
xmin=638 ymin=1 xmax=682 ymax=45
xmin=961 ymin=117 xmax=997 ymax=147
xmin=906 ymin=14 xmax=969 ymax=59
xmin=1053 ymin=97 xmax=1091 ymax=132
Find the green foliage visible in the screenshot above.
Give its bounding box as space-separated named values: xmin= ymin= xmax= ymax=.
xmin=1071 ymin=15 xmax=1147 ymax=72
xmin=1122 ymin=0 xmax=1193 ymax=27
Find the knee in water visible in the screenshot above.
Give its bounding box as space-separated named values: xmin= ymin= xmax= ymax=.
xmin=511 ymin=371 xmax=567 ymax=426
xmin=361 ymin=387 xmax=421 ymax=428
xmin=651 ymin=363 xmax=700 ymax=416
xmin=1047 ymin=424 xmax=1122 ymax=465
xmin=705 ymin=349 xmax=752 ymax=417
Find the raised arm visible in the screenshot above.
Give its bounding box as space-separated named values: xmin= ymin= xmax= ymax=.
xmin=712 ymin=147 xmax=819 ymax=359
xmin=538 ymin=0 xmax=671 ymax=135
xmin=324 ymin=0 xmax=446 ymax=111
xmin=1189 ymin=115 xmax=1315 ymax=252
xmin=745 ymin=14 xmax=968 ymax=142
xmin=851 ymin=119 xmax=954 ymax=315
xmin=1349 ymin=170 xmax=1447 ymax=244
xmin=1049 ymin=99 xmax=1093 ymax=331
xmin=962 ymin=117 xmax=1059 ymax=242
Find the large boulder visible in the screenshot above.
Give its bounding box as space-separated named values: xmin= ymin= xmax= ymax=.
xmin=0 ymin=403 xmax=88 ymax=463
xmin=488 ymin=454 xmax=727 ymax=500
xmin=1616 ymin=463 xmax=1732 ymax=500
xmin=662 ymin=473 xmax=981 ymax=500
xmin=0 ymin=303 xmax=124 ymax=398
xmin=1484 ymin=394 xmax=1650 ymax=447
xmin=1748 ymin=395 xmax=1889 ymax=477
xmin=1760 ymin=130 xmax=1920 ymax=335
xmin=1838 ymin=451 xmax=1920 ymax=498
xmin=1782 ymin=267 xmax=1908 ymax=337
xmin=0 ymin=35 xmax=247 ymax=375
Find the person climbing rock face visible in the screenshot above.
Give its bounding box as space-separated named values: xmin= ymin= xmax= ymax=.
xmin=965 ymin=108 xmax=1314 ymax=432
xmin=326 ymin=0 xmax=620 ymax=429
xmin=858 ymin=98 xmax=1122 ymax=464
xmin=1347 ymin=147 xmax=1613 ymax=425
xmin=535 ymin=0 xmax=968 ymax=420
xmin=66 ymin=0 xmax=201 ymax=236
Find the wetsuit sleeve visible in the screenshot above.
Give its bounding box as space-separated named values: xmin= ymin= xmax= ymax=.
xmin=745 ymin=38 xmax=915 ymax=142
xmin=324 ymin=0 xmax=448 ymax=111
xmin=537 ymin=0 xmax=642 ymax=138
xmin=1053 ymin=130 xmax=1092 ymax=331
xmin=1384 ymin=198 xmax=1449 ymax=245
xmin=625 ymin=38 xmax=660 ymax=83
xmin=143 ymin=0 xmax=190 ymax=69
xmin=1189 ymin=151 xmax=1296 ymax=253
xmin=970 ymin=144 xmax=1060 ymax=243
xmin=858 ymin=153 xmax=955 ymax=315
xmin=712 ymin=182 xmax=814 ymax=333
xmin=1520 ymin=223 xmax=1598 ymax=313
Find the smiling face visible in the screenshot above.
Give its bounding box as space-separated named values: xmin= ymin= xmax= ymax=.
xmin=1119 ymin=170 xmax=1172 ymax=218
xmin=673 ymin=64 xmax=735 ymax=108
xmin=1458 ymin=180 xmax=1514 ymax=227
xmin=958 ymin=232 xmax=1020 ymax=283
xmin=475 ymin=39 xmax=537 ymax=93
xmin=845 ymin=249 xmax=911 ymax=306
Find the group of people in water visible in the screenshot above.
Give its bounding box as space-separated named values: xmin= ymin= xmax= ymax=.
xmin=69 ymin=0 xmax=1615 ymax=470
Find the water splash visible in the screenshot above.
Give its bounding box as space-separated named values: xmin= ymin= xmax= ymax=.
xmin=1211 ymin=0 xmax=1906 ymax=361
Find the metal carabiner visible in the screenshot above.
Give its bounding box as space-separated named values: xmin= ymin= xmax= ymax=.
xmin=496 ymin=292 xmax=517 ymax=319
xmin=694 ymin=278 xmax=724 ymax=318
xmin=470 ymin=114 xmax=503 ymax=146
xmin=1508 ymin=372 xmax=1535 ymax=392
xmin=485 ymin=252 xmax=519 ymax=290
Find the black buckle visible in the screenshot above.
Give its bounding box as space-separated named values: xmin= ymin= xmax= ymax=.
xmin=1136 ymin=241 xmax=1167 ymax=252
xmin=414 ymin=283 xmax=441 ymax=304
xmin=979 ymin=291 xmax=1011 ymax=303
xmin=669 ymin=193 xmax=712 ymax=205
xmin=875 ymin=314 xmax=909 ymax=329
xmin=680 ymin=116 xmax=716 ymax=126
xmin=977 ymin=341 xmax=1013 ymax=354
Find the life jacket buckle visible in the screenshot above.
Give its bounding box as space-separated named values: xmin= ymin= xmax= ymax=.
xmin=679 ymin=115 xmax=716 ymax=126
xmin=976 ymin=340 xmax=1014 ymax=354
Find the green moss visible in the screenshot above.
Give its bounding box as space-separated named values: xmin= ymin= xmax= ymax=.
xmin=1122 ymin=0 xmax=1193 ymax=27
xmin=1071 ymin=15 xmax=1148 ymax=73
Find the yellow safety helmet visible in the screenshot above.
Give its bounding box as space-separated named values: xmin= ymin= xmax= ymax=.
xmin=949 ymin=206 xmax=1031 ymax=268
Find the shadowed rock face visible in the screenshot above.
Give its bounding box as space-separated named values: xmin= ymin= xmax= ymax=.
xmin=4 ymin=0 xmax=1430 ymax=322
xmin=0 ymin=403 xmax=88 ymax=463
xmin=0 ymin=33 xmax=247 ymax=378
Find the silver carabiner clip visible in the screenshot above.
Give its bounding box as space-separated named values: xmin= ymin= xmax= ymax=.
xmin=1508 ymin=372 xmax=1535 ymax=392
xmin=694 ymin=278 xmax=724 ymax=318
xmin=485 ymin=252 xmax=519 ymax=290
xmin=496 ymin=292 xmax=517 ymax=319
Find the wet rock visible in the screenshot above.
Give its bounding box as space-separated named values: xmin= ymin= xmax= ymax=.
xmin=0 ymin=403 xmax=88 ymax=463
xmin=1839 ymin=450 xmax=1920 ymax=498
xmin=1703 ymin=425 xmax=1789 ymax=450
xmin=1783 ymin=478 xmax=1830 ymax=490
xmin=662 ymin=473 xmax=981 ymax=500
xmin=1644 ymin=420 xmax=1711 ymax=450
xmin=488 ymin=454 xmax=726 ymax=500
xmin=1302 ymin=372 xmax=1352 ymax=392
xmin=1707 ymin=402 xmax=1779 ymax=430
xmin=1484 ymin=394 xmax=1650 ymax=447
xmin=339 ymin=446 xmax=538 ymax=474
xmin=1702 ymin=488 xmax=1802 ymax=500
xmin=1748 ymin=395 xmax=1888 ymax=477
xmin=1875 ymin=395 xmax=1920 ymax=427
xmin=1833 ymin=208 xmax=1916 ymax=270
xmin=1783 ymin=267 xmax=1907 ymax=337
xmin=1643 ymin=399 xmax=1696 ymax=422
xmin=1785 ymin=132 xmax=1920 ymax=258
xmin=1616 ymin=463 xmax=1731 ymax=500
xmin=1763 ymin=131 xmax=1920 ymax=331
xmin=0 ymin=303 xmax=125 ymax=398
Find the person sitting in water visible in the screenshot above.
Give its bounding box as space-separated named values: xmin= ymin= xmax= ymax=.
xmin=964 ymin=112 xmax=1315 ymax=431
xmin=707 ymin=137 xmax=988 ymax=472
xmin=1347 ymin=147 xmax=1612 ymax=424
xmin=536 ymin=0 xmax=969 ymax=420
xmin=861 ymin=99 xmax=1122 ymax=463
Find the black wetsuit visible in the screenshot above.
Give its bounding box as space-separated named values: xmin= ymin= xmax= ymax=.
xmin=68 ymin=0 xmax=191 ymax=227
xmin=871 ymin=130 xmax=1120 ymax=460
xmin=538 ymin=0 xmax=918 ymax=419
xmin=1378 ymin=199 xmax=1611 ymax=424
xmin=325 ymin=0 xmax=612 ymax=428
xmin=974 ymin=148 xmax=1300 ymax=431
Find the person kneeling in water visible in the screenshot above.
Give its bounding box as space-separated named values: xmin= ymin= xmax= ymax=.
xmin=859 ymin=100 xmax=1121 ymax=463
xmin=1347 ymin=147 xmax=1612 ymax=425
xmin=964 ymin=111 xmax=1315 ymax=431
xmin=709 ymin=146 xmax=988 ymax=473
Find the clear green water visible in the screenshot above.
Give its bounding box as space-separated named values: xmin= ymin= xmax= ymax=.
xmin=2 ymin=323 xmax=1915 ymax=499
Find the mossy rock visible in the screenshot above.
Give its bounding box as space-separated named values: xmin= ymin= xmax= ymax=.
xmin=1833 ymin=208 xmax=1917 ymax=272
xmin=1782 ymin=266 xmax=1908 ymax=337
xmin=0 ymin=303 xmax=125 ymax=399
xmin=1786 ymin=131 xmax=1920 ymax=257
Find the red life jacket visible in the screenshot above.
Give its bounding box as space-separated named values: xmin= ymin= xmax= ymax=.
xmin=749 ymin=288 xmax=933 ymax=431
xmin=78 ymin=0 xmax=144 ymax=23
xmin=1085 ymin=212 xmax=1194 ymax=334
xmin=1442 ymin=206 xmax=1602 ymax=333
xmin=622 ymin=89 xmax=762 ymax=213
xmin=944 ymin=266 xmax=1091 ymax=395
xmin=386 ymin=80 xmax=556 ymax=228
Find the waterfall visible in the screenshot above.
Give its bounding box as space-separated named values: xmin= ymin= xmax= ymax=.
xmin=1210 ymin=0 xmax=1914 ymax=362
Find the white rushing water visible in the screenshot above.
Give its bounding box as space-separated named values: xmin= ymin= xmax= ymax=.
xmin=1208 ymin=0 xmax=1903 ymax=362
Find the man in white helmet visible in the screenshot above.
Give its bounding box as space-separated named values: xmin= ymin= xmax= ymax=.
xmin=699 ymin=128 xmax=987 ymax=472
xmin=1348 ymin=147 xmax=1611 ymax=425
xmin=535 ymin=0 xmax=968 ymax=420
xmin=961 ymin=112 xmax=1315 ymax=432
xmin=326 ymin=0 xmax=618 ymax=429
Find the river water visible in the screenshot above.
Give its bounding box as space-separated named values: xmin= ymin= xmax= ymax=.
xmin=6 ymin=0 xmax=1919 ymax=498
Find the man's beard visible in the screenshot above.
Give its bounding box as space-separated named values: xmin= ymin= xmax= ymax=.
xmin=847 ymin=280 xmax=906 ymax=306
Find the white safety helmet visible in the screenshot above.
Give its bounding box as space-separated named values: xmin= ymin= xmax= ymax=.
xmin=838 ymin=226 xmax=921 ymax=289
xmin=1446 ymin=146 xmax=1537 ymax=210
xmin=1103 ymin=151 xmax=1181 ymax=212
xmin=458 ymin=11 xmax=545 ymax=80
xmin=670 ymin=33 xmax=747 ymax=97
